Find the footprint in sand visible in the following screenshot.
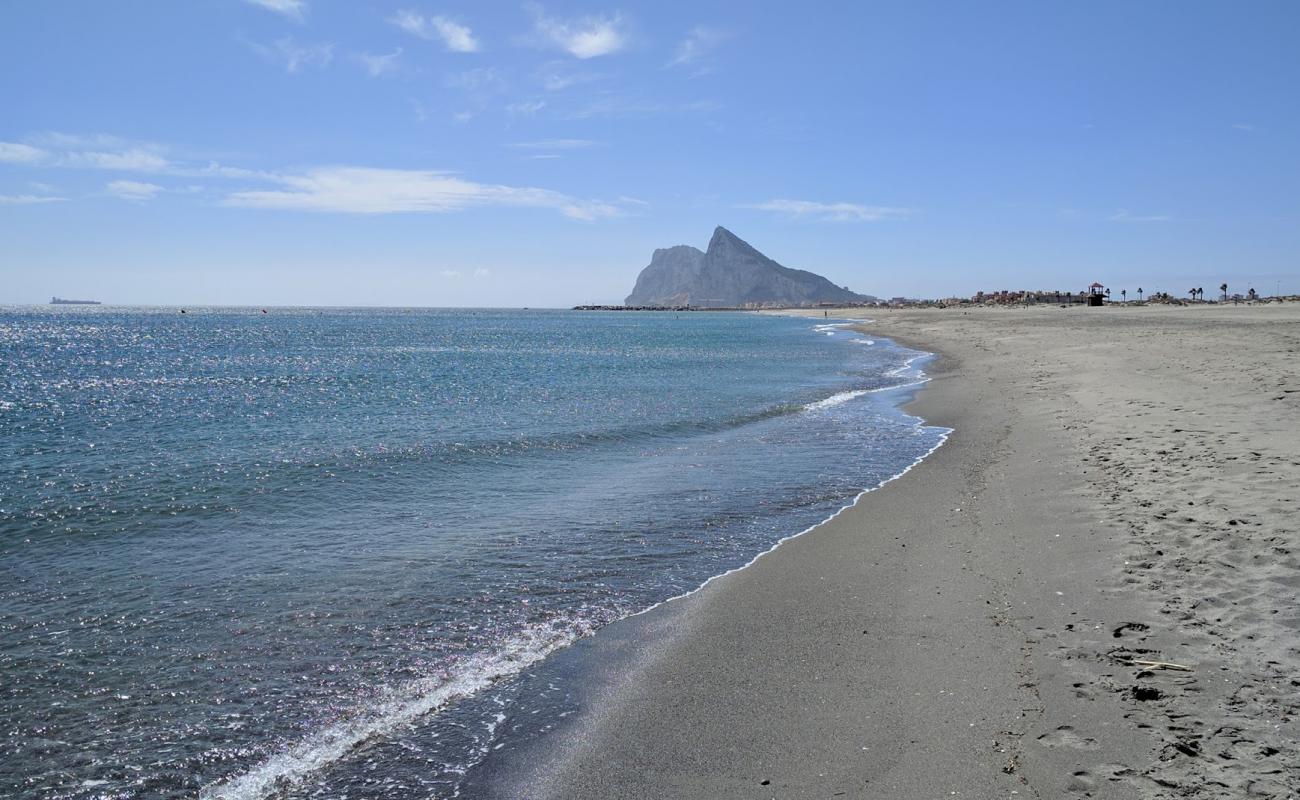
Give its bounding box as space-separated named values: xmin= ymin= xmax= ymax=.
xmin=1036 ymin=726 xmax=1100 ymax=750
xmin=1067 ymin=770 xmax=1096 ymax=792
xmin=1112 ymin=621 xmax=1150 ymax=639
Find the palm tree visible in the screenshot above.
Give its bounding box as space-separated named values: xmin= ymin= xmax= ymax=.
xmin=1137 ymin=287 xmax=1144 ymax=302
xmin=1121 ymin=289 xmax=1127 ymax=302
xmin=1220 ymin=282 xmax=1229 ymax=301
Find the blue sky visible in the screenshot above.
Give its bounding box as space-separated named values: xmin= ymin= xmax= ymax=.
xmin=2 ymin=1 xmax=1298 ymax=306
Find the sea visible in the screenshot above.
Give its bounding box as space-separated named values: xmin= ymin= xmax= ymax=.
xmin=0 ymin=307 xmax=948 ymax=799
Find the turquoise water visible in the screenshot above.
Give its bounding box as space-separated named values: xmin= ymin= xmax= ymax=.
xmin=0 ymin=307 xmax=946 ymax=799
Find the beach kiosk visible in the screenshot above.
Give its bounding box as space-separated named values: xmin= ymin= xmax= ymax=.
xmin=1087 ymin=282 xmax=1106 ymax=306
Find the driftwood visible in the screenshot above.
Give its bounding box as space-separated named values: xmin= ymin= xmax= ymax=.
xmin=1129 ymin=658 xmax=1193 ymax=672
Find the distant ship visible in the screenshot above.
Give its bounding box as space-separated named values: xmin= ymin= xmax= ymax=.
xmin=50 ymin=297 xmax=101 ymax=305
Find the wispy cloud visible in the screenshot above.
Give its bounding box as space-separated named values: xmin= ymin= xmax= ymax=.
xmin=0 ymin=142 xmax=47 ymax=163
xmin=248 ymin=37 xmax=334 ymax=73
xmin=506 ymin=99 xmax=546 ymax=117
xmin=531 ymin=8 xmax=626 ymax=59
xmin=7 ymin=132 xmax=625 ymax=220
xmin=1232 ymin=123 xmax=1256 ymax=132
xmin=0 ymin=194 xmax=64 ymax=205
xmin=14 ymin=133 xmax=171 ymax=171
xmin=565 ymin=96 xmax=718 ymax=120
xmin=443 ymin=67 xmax=507 ymax=121
xmin=107 ymin=180 xmax=164 ymax=201
xmin=508 ymin=139 xmax=598 ymax=150
xmin=667 ymin=26 xmax=728 ymax=70
xmin=390 ymin=11 xmax=479 ymax=52
xmin=355 ymin=48 xmax=402 ymax=77
xmin=537 ymin=63 xmax=602 ymax=92
xmin=65 ymin=148 xmax=170 ymax=172
xmin=745 ymin=199 xmax=912 ymax=222
xmin=223 ymin=166 xmax=622 ymax=220
xmin=4 ymin=133 xmax=272 ymax=182
xmin=444 ymin=66 xmax=505 ymax=93
xmin=35 ymin=132 xmax=133 ymax=149
xmin=1109 ymin=209 xmax=1171 ymax=223
xmin=243 ymin=0 xmax=307 ymax=22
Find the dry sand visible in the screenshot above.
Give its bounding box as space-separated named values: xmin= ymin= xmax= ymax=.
xmin=525 ymin=303 xmax=1300 ymax=799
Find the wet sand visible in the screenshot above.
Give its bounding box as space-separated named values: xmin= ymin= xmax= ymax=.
xmin=524 ymin=303 xmax=1300 ymax=799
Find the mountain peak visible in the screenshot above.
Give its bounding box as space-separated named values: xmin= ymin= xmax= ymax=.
xmin=706 ymin=226 xmax=762 ymax=260
xmin=708 ymin=225 xmax=741 ymax=248
xmin=625 ymin=227 xmax=874 ymax=308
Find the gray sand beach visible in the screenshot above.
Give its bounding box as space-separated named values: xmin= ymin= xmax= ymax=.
xmin=521 ymin=304 xmax=1300 ymax=798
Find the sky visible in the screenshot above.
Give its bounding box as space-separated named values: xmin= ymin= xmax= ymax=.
xmin=2 ymin=1 xmax=1298 ymax=306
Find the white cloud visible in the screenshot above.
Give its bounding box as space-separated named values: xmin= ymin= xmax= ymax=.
xmin=243 ymin=0 xmax=306 ymax=21
xmin=1232 ymin=123 xmax=1256 ymax=132
xmin=441 ymin=269 xmax=462 ymax=277
xmin=746 ymin=199 xmax=912 ymax=222
xmin=0 ymin=142 xmax=47 ymax=163
xmin=0 ymin=194 xmax=64 ymax=205
xmin=667 ymin=26 xmax=728 ymax=69
xmin=506 ymin=99 xmax=546 ymax=117
xmin=223 ymin=166 xmax=621 ymax=220
xmin=66 ymin=148 xmax=170 ymax=172
xmin=390 ymin=11 xmax=479 ymax=52
xmin=183 ymin=161 xmax=272 ymax=180
xmin=249 ymin=37 xmax=334 ymax=73
xmin=1109 ymin=209 xmax=1171 ymax=223
xmin=243 ymin=0 xmax=305 ymax=20
xmin=355 ymin=48 xmax=402 ymax=77
xmin=473 ymin=268 xmax=491 ymax=277
xmin=107 ymin=180 xmax=164 ymax=201
xmin=0 ymin=134 xmax=264 ymax=180
xmin=508 ymin=139 xmax=598 ymax=149
xmin=36 ymin=132 xmax=130 ymax=149
xmin=532 ymin=9 xmax=626 ymax=59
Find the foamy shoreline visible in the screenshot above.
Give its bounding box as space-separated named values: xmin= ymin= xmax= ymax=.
xmin=517 ymin=303 xmax=1300 ymax=799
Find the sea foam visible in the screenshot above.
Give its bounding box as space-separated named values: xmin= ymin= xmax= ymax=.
xmin=200 ymin=620 xmax=594 ymax=800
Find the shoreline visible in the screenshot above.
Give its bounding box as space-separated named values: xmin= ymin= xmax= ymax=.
xmin=495 ymin=303 xmax=1299 ymax=799
xmin=198 ymin=315 xmax=944 ymax=800
xmin=455 ymin=327 xmax=953 ymax=797
xmin=619 ymin=348 xmax=951 ymax=628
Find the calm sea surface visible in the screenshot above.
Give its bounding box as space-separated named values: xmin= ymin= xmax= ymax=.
xmin=0 ymin=307 xmax=946 ymax=799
